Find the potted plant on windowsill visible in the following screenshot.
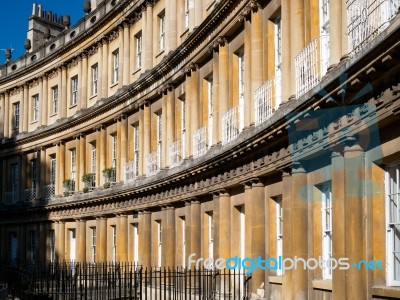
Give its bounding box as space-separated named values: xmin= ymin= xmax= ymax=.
xmin=63 ymin=179 xmax=72 ymax=196
xmin=82 ymin=173 xmax=92 ymax=193
xmin=102 ymin=168 xmax=114 ymax=189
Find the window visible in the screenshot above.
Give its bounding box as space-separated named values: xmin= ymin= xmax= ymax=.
xmin=159 ymin=13 xmax=165 ymax=51
xmin=319 ymin=0 xmax=330 ymax=72
xmin=31 ymin=159 xmax=37 ymax=190
xmin=157 ymin=113 xmax=162 ymax=168
xmin=91 ymin=227 xmax=96 ymax=263
xmin=70 ymin=149 xmax=76 ymax=190
xmin=239 ymin=206 xmax=245 ymax=259
xmin=112 ymin=50 xmax=119 ymax=84
xmin=274 ymin=17 xmax=282 ymax=105
xmin=13 ymin=102 xmax=20 ymax=129
xmin=136 ymin=33 xmax=142 ymax=69
xmin=32 ymin=94 xmax=39 ymax=121
xmin=29 ymin=231 xmax=36 ymax=261
xmin=181 ymin=99 xmax=186 ymax=158
xmin=157 ymin=221 xmax=162 ymax=267
xmin=133 ymin=124 xmax=139 ymax=176
xmin=321 ymin=184 xmax=332 ymax=280
xmin=184 ymin=0 xmax=190 ymax=29
xmin=133 ymin=223 xmax=139 ymax=264
xmin=275 ymin=196 xmax=283 ymax=276
xmin=10 ymin=232 xmax=17 ymax=263
xmin=112 ymin=225 xmax=117 ymax=263
xmin=69 ymin=229 xmax=76 ymax=261
xmin=181 ymin=217 xmax=186 ymax=267
xmin=238 ymin=52 xmax=245 ymax=131
xmin=207 ymin=78 xmax=213 ymax=147
xmin=91 ymin=143 xmax=96 ymax=174
xmin=49 ymin=230 xmax=55 ymax=263
xmin=386 ymin=164 xmax=400 ymax=286
xmin=52 ymin=86 xmax=58 ymax=114
xmin=91 ymin=64 xmax=98 ymax=95
xmin=50 ymin=155 xmax=56 ymax=186
xmin=112 ymin=134 xmax=117 ymax=169
xmin=11 ymin=163 xmax=18 ymax=203
xmin=71 ymin=76 xmax=78 ymax=105
xmin=208 ymin=212 xmax=214 ymax=259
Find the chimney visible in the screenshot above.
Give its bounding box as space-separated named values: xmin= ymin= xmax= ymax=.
xmin=32 ymin=3 xmax=37 ymax=16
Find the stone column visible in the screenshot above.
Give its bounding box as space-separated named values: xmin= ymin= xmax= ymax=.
xmin=78 ymin=134 xmax=86 ymax=191
xmin=244 ymin=17 xmax=252 ymax=128
xmin=37 ymin=78 xmax=43 ymax=127
xmin=80 ymin=52 xmax=88 ymax=109
xmin=41 ymin=75 xmax=48 ymax=126
xmin=166 ymin=88 xmax=175 ymax=167
xmin=282 ymin=170 xmax=292 ymax=300
xmin=344 ymin=137 xmax=366 ymax=298
xmin=329 ymin=0 xmax=342 ymax=68
xmin=97 ymin=216 xmax=107 ymax=262
xmin=164 ymin=207 xmax=176 ymax=267
xmin=138 ymin=211 xmax=151 ymax=268
xmin=4 ymin=92 xmax=9 ymax=138
xmin=22 ymin=84 xmax=29 ymax=132
xmin=143 ymin=102 xmax=151 ymax=175
xmin=341 ymin=0 xmax=349 ymax=58
xmin=97 ymin=41 xmax=104 ymax=99
xmin=281 ymin=0 xmax=291 ymax=103
xmin=18 ymin=223 xmax=26 ymax=261
xmin=120 ymin=115 xmax=128 ymax=182
xmin=291 ymin=163 xmax=308 ymax=300
xmin=332 ymin=151 xmax=345 ymax=299
xmin=145 ymin=3 xmax=153 ymax=70
xmin=57 ymin=141 xmax=65 ymax=195
xmin=194 ymin=0 xmax=203 ymax=27
xmin=211 ymin=48 xmax=219 ymax=146
xmin=213 ymin=190 xmax=230 ymax=261
xmin=99 ymin=125 xmax=106 ymax=185
xmin=289 ymin=0 xmax=305 ymax=99
xmin=139 ymin=107 xmax=144 ymax=175
xmin=101 ymin=39 xmax=109 ymax=98
xmin=218 ymin=37 xmax=229 ymax=143
xmin=77 ymin=219 xmax=86 ymax=262
xmin=250 ymin=179 xmax=266 ymax=297
xmin=190 ymin=200 xmax=201 ymax=260
xmin=187 ymin=69 xmax=198 ymax=158
xmin=77 ymin=55 xmax=83 ymax=108
xmin=166 ymin=0 xmax=177 ymax=52
xmin=118 ymin=26 xmax=124 ymax=89
xmin=60 ymin=65 xmax=67 ymax=118
xmin=0 ymin=225 xmax=6 ymax=261
xmin=250 ymin=4 xmax=263 ymax=126
xmin=116 ymin=118 xmax=122 ymax=182
xmin=57 ymin=220 xmax=66 ymax=261
xmin=123 ymin=22 xmax=131 ymax=86
xmin=39 ymin=222 xmax=47 ymax=261
xmin=117 ymin=214 xmax=128 ymax=262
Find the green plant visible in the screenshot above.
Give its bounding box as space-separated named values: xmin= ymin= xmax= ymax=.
xmin=83 ymin=187 xmax=89 ymax=193
xmin=103 ymin=182 xmax=110 ymax=189
xmin=82 ymin=173 xmax=92 ymax=184
xmin=63 ymin=179 xmax=71 ymax=188
xmin=63 ymin=191 xmax=70 ymax=197
xmin=102 ymin=168 xmax=114 ymax=179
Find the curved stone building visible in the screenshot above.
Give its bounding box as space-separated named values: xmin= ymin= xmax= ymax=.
xmin=0 ymin=0 xmax=400 ymax=298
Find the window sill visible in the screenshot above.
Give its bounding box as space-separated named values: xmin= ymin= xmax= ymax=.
xmin=269 ymin=276 xmax=283 ymax=284
xmin=132 ymin=68 xmax=141 ymax=76
xmin=312 ymin=280 xmax=332 ymax=291
xmin=69 ymin=104 xmax=77 ymax=109
xmin=49 ymin=113 xmax=58 ymax=117
xmin=372 ymin=286 xmax=400 ymax=297
xmin=30 ymin=120 xmax=38 ymax=125
xmin=156 ymin=50 xmax=165 ymax=59
xmin=89 ymin=94 xmax=97 ymax=100
xmin=207 ymin=0 xmax=216 ymax=11
xmin=110 ymin=82 xmax=118 ymax=89
xmin=180 ymin=28 xmax=189 ymax=39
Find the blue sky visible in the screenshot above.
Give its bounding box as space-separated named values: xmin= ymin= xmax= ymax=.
xmin=0 ymin=0 xmax=83 ymax=62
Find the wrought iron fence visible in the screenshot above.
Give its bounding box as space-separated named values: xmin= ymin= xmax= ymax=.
xmin=41 ymin=185 xmax=55 ymax=200
xmin=4 ymin=191 xmax=18 ymax=204
xmin=0 ymin=261 xmax=251 ymax=300
xmin=169 ymin=140 xmax=182 ymax=168
xmin=193 ymin=126 xmax=208 ymax=159
xmin=347 ymin=0 xmax=400 ymax=54
xmin=222 ymin=105 xmax=240 ymax=145
xmin=146 ymin=152 xmax=159 ymax=177
xmin=124 ymin=161 xmax=138 ymax=184
xmin=255 ymin=77 xmax=280 ymax=126
xmin=24 ymin=189 xmax=36 ymax=202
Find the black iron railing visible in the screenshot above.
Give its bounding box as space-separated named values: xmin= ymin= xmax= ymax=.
xmin=0 ymin=261 xmax=252 ymax=300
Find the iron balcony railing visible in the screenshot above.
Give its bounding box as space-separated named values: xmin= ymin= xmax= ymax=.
xmin=295 ymin=35 xmax=330 ymax=99
xmin=124 ymin=161 xmax=138 ymax=183
xmin=255 ymin=76 xmax=281 ymax=126
xmin=193 ymin=126 xmax=208 ymax=159
xmin=41 ymin=184 xmax=55 ymax=200
xmin=222 ymin=105 xmax=241 ymax=145
xmin=147 ymin=151 xmax=159 ymax=176
xmin=347 ymin=0 xmax=400 ymax=54
xmin=169 ymin=140 xmax=182 ymax=168
xmin=24 ymin=189 xmax=36 ymax=202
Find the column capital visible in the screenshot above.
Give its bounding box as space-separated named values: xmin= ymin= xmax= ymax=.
xmin=53 ymin=140 xmax=65 ymax=146
xmin=292 ymin=161 xmax=306 ymax=174
xmin=93 ymin=123 xmax=106 ymax=131
xmin=211 ymin=188 xmax=229 ymax=197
